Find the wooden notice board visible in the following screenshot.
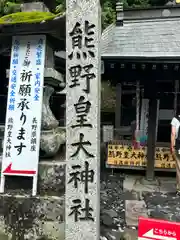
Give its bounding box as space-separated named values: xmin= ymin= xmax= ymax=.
xmin=106 ymin=141 xmax=175 ymax=170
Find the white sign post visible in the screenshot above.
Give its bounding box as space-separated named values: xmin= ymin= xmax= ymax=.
xmin=0 ymin=35 xmax=46 ymax=196
xmin=66 ymin=0 xmax=101 ymax=239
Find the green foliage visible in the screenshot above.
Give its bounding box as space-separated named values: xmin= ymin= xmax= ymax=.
xmin=102 ymin=1 xmax=116 ymax=29
xmin=55 ymin=0 xmax=65 ymax=13
xmin=0 ymin=0 xmax=168 ymax=27
xmin=0 ymin=1 xmax=21 ymax=16
xmin=0 ymin=11 xmax=58 ymax=24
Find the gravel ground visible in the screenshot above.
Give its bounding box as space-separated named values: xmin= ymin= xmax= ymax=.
xmin=100 ymin=173 xmax=126 ymax=240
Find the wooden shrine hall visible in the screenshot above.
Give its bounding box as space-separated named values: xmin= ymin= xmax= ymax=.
xmin=101 ymin=3 xmax=180 ymax=180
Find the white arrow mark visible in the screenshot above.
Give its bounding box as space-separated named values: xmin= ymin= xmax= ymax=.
xmin=143 ymin=229 xmax=177 ymax=240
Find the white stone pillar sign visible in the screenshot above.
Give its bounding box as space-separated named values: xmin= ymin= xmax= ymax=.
xmin=66 ymin=0 xmax=101 ymax=239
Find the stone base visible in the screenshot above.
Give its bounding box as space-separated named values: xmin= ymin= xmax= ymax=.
xmin=123 ymin=175 xmax=176 ymax=196
xmin=0 ymin=194 xmax=64 ymax=240
xmin=120 ymin=229 xmax=138 ymax=240
xmin=125 ymin=200 xmax=148 ymax=226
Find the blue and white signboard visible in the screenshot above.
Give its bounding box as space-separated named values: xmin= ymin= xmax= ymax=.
xmin=0 ymin=35 xmax=46 ymax=196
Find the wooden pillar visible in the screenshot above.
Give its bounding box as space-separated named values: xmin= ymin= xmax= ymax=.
xmin=174 ymin=80 xmax=179 ymax=115
xmin=144 ymin=72 xmax=157 ymax=181
xmin=136 ymin=81 xmax=140 ymax=131
xmin=146 ymin=98 xmax=158 ymax=180
xmin=115 ymin=83 xmax=122 ymax=129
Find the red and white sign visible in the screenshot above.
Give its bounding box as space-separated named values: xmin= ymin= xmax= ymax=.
xmin=0 ymin=35 xmax=46 ymax=196
xmin=138 ymin=217 xmax=180 ymax=240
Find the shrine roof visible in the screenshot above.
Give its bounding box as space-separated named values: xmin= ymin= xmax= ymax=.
xmin=101 ymin=16 xmax=180 ymax=58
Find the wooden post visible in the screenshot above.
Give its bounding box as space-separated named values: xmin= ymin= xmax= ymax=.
xmin=146 ymin=98 xmax=158 ymax=180
xmin=115 ymin=83 xmax=122 ymax=138
xmin=174 ymin=80 xmax=179 ymax=115
xmin=136 ymin=81 xmax=140 ymax=131
xmin=144 ymin=73 xmax=157 ymax=181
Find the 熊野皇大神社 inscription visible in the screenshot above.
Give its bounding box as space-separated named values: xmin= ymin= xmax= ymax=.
xmin=65 ymin=0 xmax=101 ymax=239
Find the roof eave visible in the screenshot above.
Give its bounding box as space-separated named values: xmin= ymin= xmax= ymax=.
xmin=101 ymin=54 xmax=180 ymax=61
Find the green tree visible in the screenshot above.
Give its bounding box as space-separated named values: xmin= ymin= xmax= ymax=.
xmin=0 ymin=0 xmax=168 ymax=27
xmin=0 ymin=0 xmax=21 ymax=16
xmin=101 ymin=1 xmax=116 ymax=29
xmin=55 ymin=0 xmax=65 ymax=13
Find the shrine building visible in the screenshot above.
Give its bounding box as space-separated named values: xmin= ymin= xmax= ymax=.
xmin=102 ymin=3 xmax=180 ymax=179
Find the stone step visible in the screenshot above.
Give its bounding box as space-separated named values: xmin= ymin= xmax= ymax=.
xmin=0 ymin=194 xmax=65 ymax=240
xmin=123 ymin=175 xmax=176 ymax=197
xmin=0 ymin=159 xmax=66 ymax=197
